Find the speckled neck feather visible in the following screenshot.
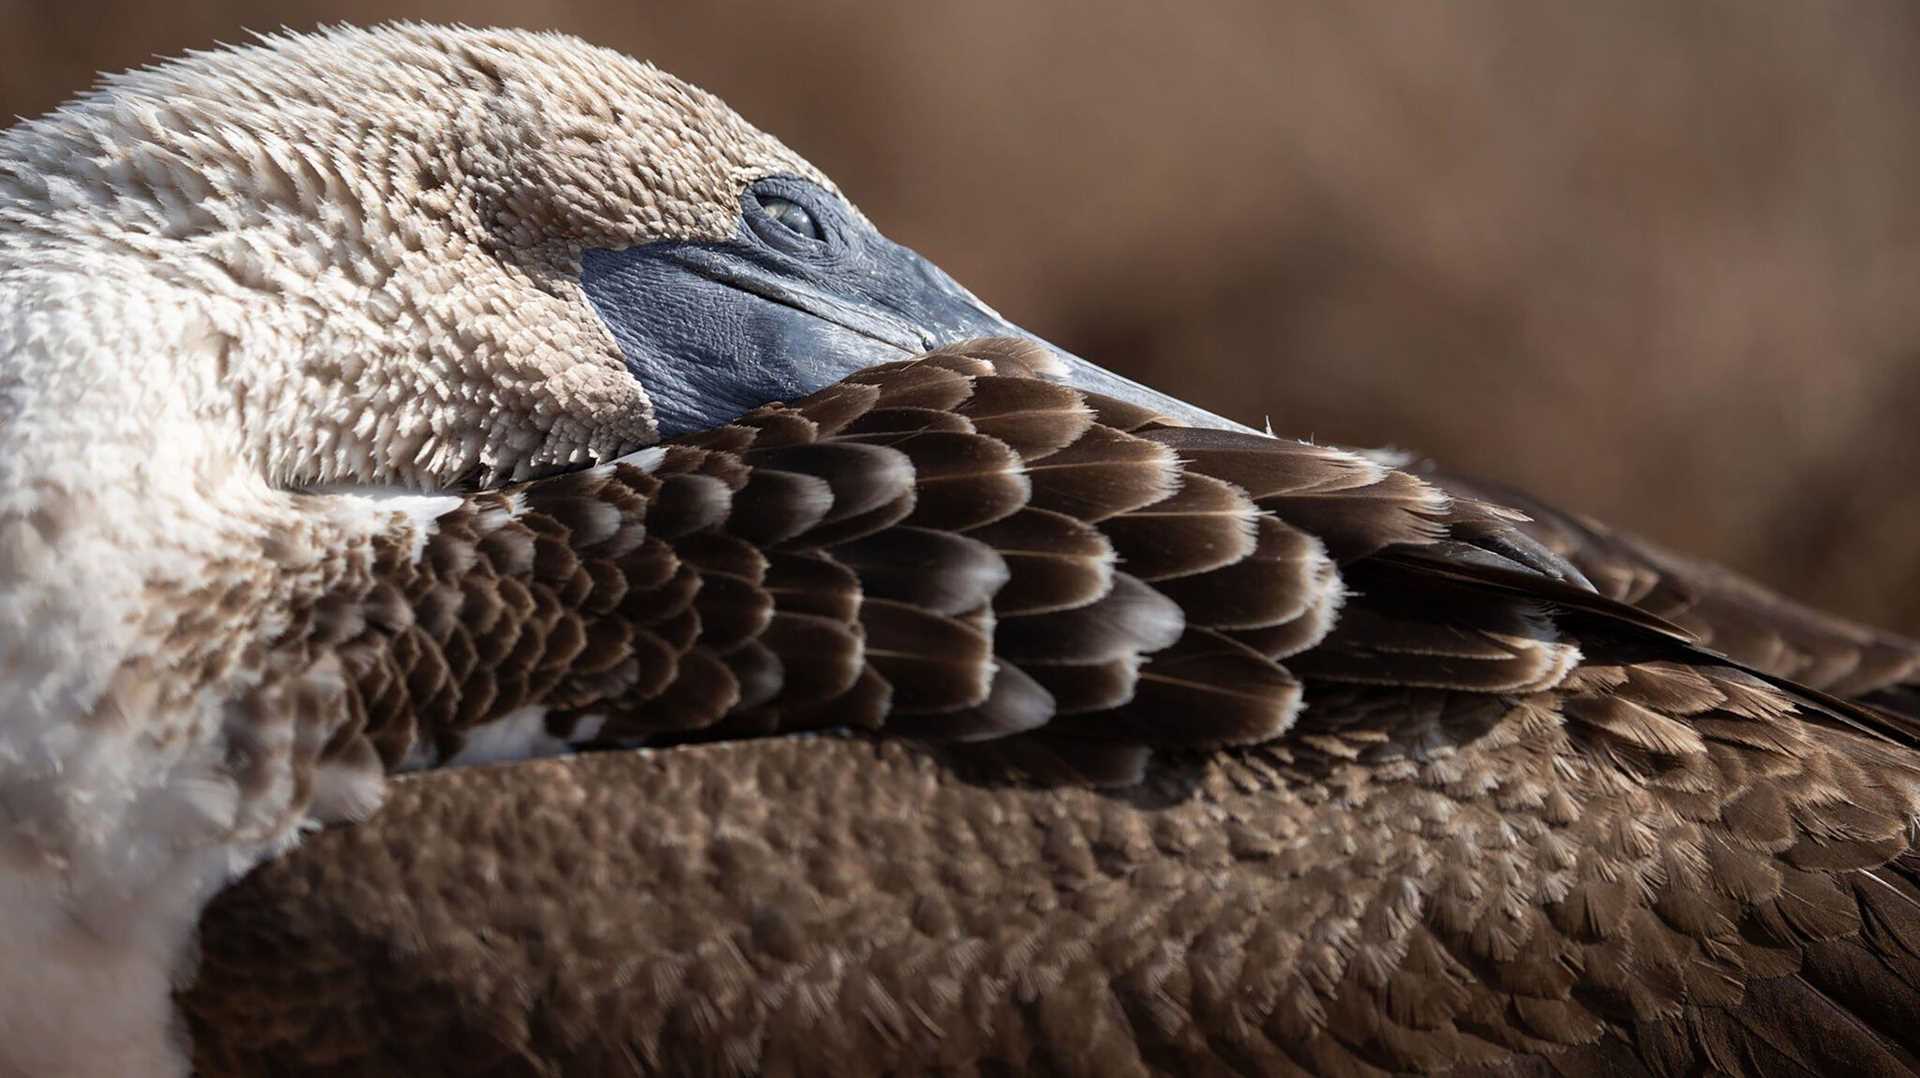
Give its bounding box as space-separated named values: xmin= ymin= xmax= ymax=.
xmin=0 ymin=23 xmax=818 ymax=1075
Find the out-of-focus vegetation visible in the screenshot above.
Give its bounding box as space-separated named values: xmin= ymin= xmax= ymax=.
xmin=7 ymin=1 xmax=1919 ymax=633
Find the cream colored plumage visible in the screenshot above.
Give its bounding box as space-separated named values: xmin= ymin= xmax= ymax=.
xmin=0 ymin=25 xmax=820 ymax=1075
xmin=8 ymin=23 xmax=1920 ymax=1078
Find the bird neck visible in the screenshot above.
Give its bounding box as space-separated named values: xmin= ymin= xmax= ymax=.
xmin=0 ymin=296 xmax=403 ymax=1078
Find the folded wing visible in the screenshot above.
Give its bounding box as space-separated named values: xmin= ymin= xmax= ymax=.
xmin=192 ymin=339 xmax=1920 ymax=1078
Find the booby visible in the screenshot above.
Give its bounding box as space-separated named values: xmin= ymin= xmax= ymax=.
xmin=4 ymin=23 xmax=1920 ymax=1078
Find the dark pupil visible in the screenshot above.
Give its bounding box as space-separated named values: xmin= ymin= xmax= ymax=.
xmin=761 ymin=196 xmax=822 ymax=240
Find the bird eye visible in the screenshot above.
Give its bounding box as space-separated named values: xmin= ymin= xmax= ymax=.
xmin=757 ymin=195 xmax=825 ymax=242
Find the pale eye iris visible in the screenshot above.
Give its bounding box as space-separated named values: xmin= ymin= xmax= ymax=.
xmin=759 ymin=196 xmax=824 ymax=241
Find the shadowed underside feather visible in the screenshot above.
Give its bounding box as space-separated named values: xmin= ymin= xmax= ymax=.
xmin=183 ymin=340 xmax=1920 ymax=1077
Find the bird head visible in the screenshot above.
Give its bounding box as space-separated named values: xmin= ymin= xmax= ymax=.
xmin=0 ymin=23 xmax=1241 ymax=497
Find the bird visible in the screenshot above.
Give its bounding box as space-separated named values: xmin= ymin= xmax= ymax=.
xmin=3 ymin=22 xmax=1920 ymax=1078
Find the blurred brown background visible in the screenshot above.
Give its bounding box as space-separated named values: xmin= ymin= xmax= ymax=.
xmin=6 ymin=2 xmax=1919 ymax=634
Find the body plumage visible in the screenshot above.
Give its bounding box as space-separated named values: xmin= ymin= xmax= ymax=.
xmin=2 ymin=24 xmax=1918 ymax=1078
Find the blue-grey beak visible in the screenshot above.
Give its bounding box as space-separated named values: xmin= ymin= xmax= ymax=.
xmin=580 ymin=176 xmax=1256 ymax=438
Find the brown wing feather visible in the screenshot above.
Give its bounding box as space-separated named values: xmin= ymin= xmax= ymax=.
xmin=191 ymin=338 xmax=1920 ymax=1077
xmin=1425 ymin=466 xmax=1920 ymax=702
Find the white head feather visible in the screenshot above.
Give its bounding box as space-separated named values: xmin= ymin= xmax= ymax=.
xmin=0 ymin=25 xmax=824 ymax=1075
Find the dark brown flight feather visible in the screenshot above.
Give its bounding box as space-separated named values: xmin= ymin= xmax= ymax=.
xmin=184 ymin=339 xmax=1920 ymax=1078
xmin=1424 ymin=467 xmax=1920 ymax=703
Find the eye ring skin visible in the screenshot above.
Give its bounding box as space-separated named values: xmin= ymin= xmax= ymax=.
xmin=750 ymin=192 xmax=825 ymax=245
xmin=742 ymin=177 xmax=840 ymax=258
